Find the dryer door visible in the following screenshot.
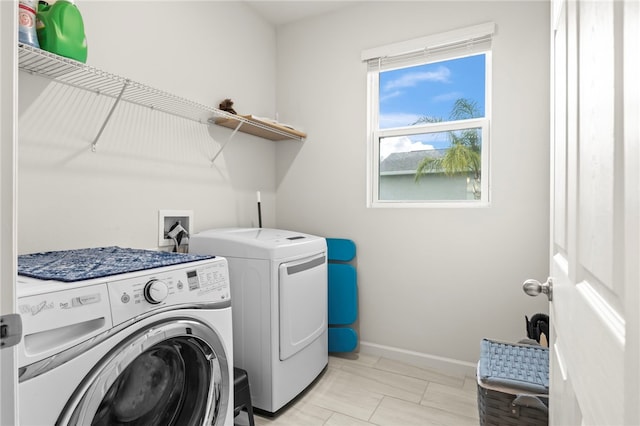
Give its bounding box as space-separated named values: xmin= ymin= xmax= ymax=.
xmin=57 ymin=318 xmax=230 ymax=426
xmin=279 ymin=253 xmax=327 ymax=361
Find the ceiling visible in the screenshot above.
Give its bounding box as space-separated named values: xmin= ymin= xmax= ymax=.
xmin=245 ymin=1 xmax=362 ymax=26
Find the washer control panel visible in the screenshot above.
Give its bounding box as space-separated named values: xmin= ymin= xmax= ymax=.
xmin=108 ymin=257 xmax=230 ymax=325
xmin=143 ymin=279 xmax=169 ymax=304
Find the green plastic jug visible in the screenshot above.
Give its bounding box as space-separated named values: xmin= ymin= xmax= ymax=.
xmin=36 ymin=0 xmax=87 ymax=63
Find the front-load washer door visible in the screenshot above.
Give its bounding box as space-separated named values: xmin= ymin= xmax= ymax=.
xmin=57 ymin=318 xmax=230 ymax=426
xmin=279 ymin=253 xmax=327 ymax=361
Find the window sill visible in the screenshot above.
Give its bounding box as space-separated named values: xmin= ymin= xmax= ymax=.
xmin=367 ymin=200 xmax=491 ymax=209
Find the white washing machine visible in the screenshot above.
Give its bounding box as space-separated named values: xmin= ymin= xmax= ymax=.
xmin=190 ymin=228 xmax=328 ymax=414
xmin=16 ymin=247 xmax=234 ymax=426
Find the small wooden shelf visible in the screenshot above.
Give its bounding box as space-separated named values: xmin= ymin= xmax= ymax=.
xmin=214 ymin=115 xmax=306 ymax=141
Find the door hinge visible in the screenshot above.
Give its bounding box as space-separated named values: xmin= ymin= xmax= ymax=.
xmin=0 ymin=313 xmax=22 ymax=350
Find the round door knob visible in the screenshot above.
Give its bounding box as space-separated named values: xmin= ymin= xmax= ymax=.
xmin=523 ymin=279 xmax=543 ymax=296
xmin=522 ymin=278 xmax=553 ymax=301
xmin=144 ymin=279 xmax=169 ymax=304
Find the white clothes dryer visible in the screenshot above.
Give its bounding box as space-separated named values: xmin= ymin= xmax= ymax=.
xmin=16 ymin=247 xmax=234 ymax=426
xmin=190 ymin=228 xmax=328 ymax=414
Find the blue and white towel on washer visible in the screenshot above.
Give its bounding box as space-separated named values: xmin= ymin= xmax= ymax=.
xmin=18 ymin=246 xmax=213 ymax=282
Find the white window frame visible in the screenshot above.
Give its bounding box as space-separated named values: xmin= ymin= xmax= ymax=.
xmin=364 ymin=23 xmax=494 ymax=208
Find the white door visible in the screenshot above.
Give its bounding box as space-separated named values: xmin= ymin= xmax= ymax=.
xmin=541 ymin=0 xmax=640 ymax=424
xmin=279 ymin=254 xmax=327 ymax=361
xmin=0 ymin=0 xmax=19 ymax=425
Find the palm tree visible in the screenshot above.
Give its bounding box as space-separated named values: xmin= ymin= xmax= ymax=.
xmin=413 ymin=98 xmax=482 ymax=199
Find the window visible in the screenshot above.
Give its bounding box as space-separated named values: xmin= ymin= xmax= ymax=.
xmin=363 ymin=23 xmax=494 ymax=207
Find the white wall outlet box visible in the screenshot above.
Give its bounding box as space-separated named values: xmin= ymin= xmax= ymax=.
xmin=158 ymin=210 xmax=193 ymax=247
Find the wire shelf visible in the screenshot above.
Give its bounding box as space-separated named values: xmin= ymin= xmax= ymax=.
xmin=17 ymin=44 xmax=305 ymax=145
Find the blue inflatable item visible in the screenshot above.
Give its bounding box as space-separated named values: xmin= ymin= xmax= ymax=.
xmin=329 ymin=328 xmax=358 ymax=353
xmin=326 ymin=238 xmax=356 ymax=262
xmin=326 ymin=238 xmax=358 ymax=353
xmin=328 ymin=263 xmax=357 ymax=325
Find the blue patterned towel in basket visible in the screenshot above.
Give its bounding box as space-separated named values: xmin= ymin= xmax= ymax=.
xmin=478 ymin=338 xmax=549 ymax=395
xmin=18 ymin=246 xmax=214 ymax=282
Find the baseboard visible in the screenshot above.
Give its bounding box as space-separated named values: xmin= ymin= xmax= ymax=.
xmin=358 ymin=341 xmax=477 ymax=377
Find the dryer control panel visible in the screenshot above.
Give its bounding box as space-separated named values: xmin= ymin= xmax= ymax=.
xmin=108 ymin=257 xmax=230 ymax=325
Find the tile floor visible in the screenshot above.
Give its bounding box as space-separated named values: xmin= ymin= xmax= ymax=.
xmin=234 ymin=353 xmax=479 ymax=426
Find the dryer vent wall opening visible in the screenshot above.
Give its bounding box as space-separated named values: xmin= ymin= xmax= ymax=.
xmin=158 ymin=210 xmax=193 ymax=252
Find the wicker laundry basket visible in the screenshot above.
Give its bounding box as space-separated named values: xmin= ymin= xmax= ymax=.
xmin=477 ymin=339 xmax=549 ymax=426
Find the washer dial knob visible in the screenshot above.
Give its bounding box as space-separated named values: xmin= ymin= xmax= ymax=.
xmin=144 ymin=279 xmax=169 ymax=304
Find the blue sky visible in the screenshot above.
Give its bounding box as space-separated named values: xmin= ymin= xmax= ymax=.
xmin=378 ymin=53 xmax=485 ymax=159
xmin=379 ymin=54 xmax=485 ymax=127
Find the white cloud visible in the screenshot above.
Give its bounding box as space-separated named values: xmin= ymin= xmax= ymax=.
xmin=380 ymin=136 xmax=434 ymax=161
xmin=383 ymin=66 xmax=451 ymax=92
xmin=380 ymin=90 xmax=403 ymax=102
xmin=379 ymin=113 xmax=422 ymax=128
xmin=432 ymin=91 xmax=464 ymax=103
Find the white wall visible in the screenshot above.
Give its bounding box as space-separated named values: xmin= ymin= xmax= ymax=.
xmin=16 ymin=0 xmax=551 ymax=374
xmin=18 ymin=1 xmax=279 ymax=253
xmin=275 ymin=1 xmax=551 ymax=371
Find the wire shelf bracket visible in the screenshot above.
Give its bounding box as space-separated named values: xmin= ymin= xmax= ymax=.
xmin=91 ymin=80 xmax=129 ymax=152
xmin=210 ymin=120 xmax=243 ymax=164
